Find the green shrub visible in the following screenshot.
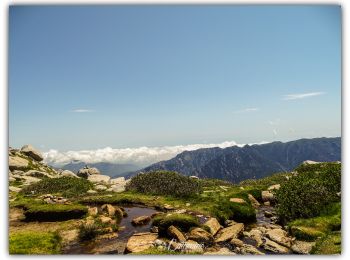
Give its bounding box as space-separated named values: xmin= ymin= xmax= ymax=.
xmin=21 ymin=177 xmax=93 ymax=198
xmin=152 ymin=214 xmax=200 ymax=236
xmin=211 ymin=200 xmax=256 ymax=224
xmin=23 ymin=203 xmax=87 ymax=221
xmin=275 ymin=163 xmax=341 ymax=222
xmin=126 ymin=171 xmax=202 ymax=197
xmin=9 ymin=231 xmax=61 ymax=254
xmin=311 ymin=231 xmax=341 ymax=255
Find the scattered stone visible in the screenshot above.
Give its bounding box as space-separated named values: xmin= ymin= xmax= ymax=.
xmin=262 ymin=190 xmax=275 ymax=202
xmin=132 ymin=216 xmax=151 ymax=225
xmin=268 ymin=184 xmax=281 ymax=191
xmin=99 ymin=216 xmax=115 ymax=225
xmin=263 ymin=237 xmax=290 ymax=254
xmin=24 ymin=170 xmax=53 ymax=178
xmin=101 ymin=204 xmax=116 ymax=217
xmin=302 ymin=160 xmax=320 ymax=165
xmin=9 ymin=156 xmax=29 ymax=171
xmin=163 ymin=204 xmax=175 ymax=210
xmin=9 ymin=186 xmax=22 ymax=192
xmin=225 ymin=219 xmax=238 ymax=227
xmin=125 ymin=232 xmax=158 ymax=253
xmin=21 ymin=144 xmax=44 ymax=161
xmin=88 ymin=207 xmax=98 ymax=216
xmin=174 ymin=209 xmax=186 ymax=214
xmin=167 ymin=225 xmax=186 ymax=242
xmin=60 ymin=170 xmax=79 ymax=178
xmin=94 ymin=185 xmax=107 ymax=191
xmin=248 ymin=229 xmax=263 ymax=247
xmin=266 ymin=228 xmax=292 ymax=248
xmin=189 ymin=176 xmax=199 ymax=180
xmin=204 ymin=217 xmax=221 ymax=236
xmin=204 ymin=247 xmax=235 ymax=255
xmin=230 ymin=238 xmax=244 ymax=247
xmin=188 ymin=227 xmax=214 ymax=245
xmin=229 ymin=198 xmax=246 ymax=204
xmin=185 ymin=203 xmax=191 ymax=207
xmin=291 ymin=240 xmax=315 ymax=254
xmin=248 ymin=194 xmax=260 ymax=208
xmin=151 ymin=212 xmax=164 ymax=218
xmin=77 ymin=166 xmax=101 ymax=178
xmin=239 ymin=244 xmax=265 ymax=255
xmin=215 ymin=223 xmax=244 ymax=243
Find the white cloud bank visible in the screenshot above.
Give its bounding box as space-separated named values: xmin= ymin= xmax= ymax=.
xmin=283 ymin=92 xmax=325 ymax=100
xmin=43 ymin=141 xmax=266 ymax=167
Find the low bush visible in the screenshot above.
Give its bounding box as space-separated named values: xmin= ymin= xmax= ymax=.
xmin=275 ymin=162 xmax=341 ymax=222
xmin=211 ymin=200 xmax=256 ymax=224
xmin=9 ymin=231 xmax=61 ymax=254
xmin=23 ymin=203 xmax=87 ymax=221
xmin=152 ymin=214 xmax=200 ymax=236
xmin=21 ymin=177 xmax=93 ymax=198
xmin=126 ymin=171 xmax=202 ymax=197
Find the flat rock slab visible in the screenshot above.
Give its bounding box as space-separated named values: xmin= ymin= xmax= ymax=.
xmin=215 ymin=223 xmax=244 ymax=243
xmin=125 ymin=232 xmax=158 ymax=253
xmin=204 ymin=217 xmax=221 ymax=236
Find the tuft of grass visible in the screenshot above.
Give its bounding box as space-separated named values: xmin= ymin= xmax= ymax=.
xmin=9 ymin=231 xmax=61 ymax=254
xmin=21 ymin=177 xmax=93 ymax=198
xmin=311 ymin=232 xmax=341 ymax=255
xmin=152 ymin=214 xmax=200 ymax=236
xmin=211 ymin=200 xmax=256 ymax=224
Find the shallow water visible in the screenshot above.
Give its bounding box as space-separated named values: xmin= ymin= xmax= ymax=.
xmin=62 ymin=206 xmax=158 ymax=254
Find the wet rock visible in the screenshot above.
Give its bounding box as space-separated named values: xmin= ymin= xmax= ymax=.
xmin=167 ymin=225 xmax=186 ymax=242
xmin=215 ymin=223 xmax=244 ymax=243
xmin=266 ymin=228 xmax=292 ymax=247
xmin=114 ymin=206 xmax=124 ymax=220
xmin=88 ymin=174 xmax=110 ymax=184
xmin=204 ymin=217 xmax=221 ymax=235
xmin=132 ymin=216 xmax=151 ymax=225
xmin=263 ymin=237 xmax=290 ymax=254
xmin=229 ymin=198 xmax=246 ymax=204
xmin=248 ymin=194 xmax=260 ymax=208
xmin=291 ymin=240 xmax=315 ymax=254
xmin=101 ymin=204 xmax=116 ymax=217
xmin=125 ymin=232 xmax=158 ymax=253
xmin=9 ymin=156 xmax=29 ymax=171
xmin=230 ymin=238 xmax=244 ymax=247
xmin=188 ymin=227 xmax=214 ymax=245
xmin=21 ymin=145 xmax=44 ymax=161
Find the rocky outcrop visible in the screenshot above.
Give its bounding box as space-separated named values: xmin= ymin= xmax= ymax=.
xmin=77 ymin=166 xmax=100 ymax=178
xmin=215 ymin=223 xmax=244 ymax=243
xmin=266 ymin=228 xmax=292 ymax=248
xmin=167 ymin=225 xmax=186 ymax=242
xmin=125 ymin=232 xmax=158 ymax=253
xmin=88 ymin=174 xmax=110 ymax=184
xmin=9 ymin=156 xmax=28 ymax=171
xmin=59 ymin=170 xmax=79 ymax=178
xmin=204 ymin=218 xmax=221 ymax=236
xmin=131 ymin=216 xmax=151 ymax=226
xmin=262 ymin=190 xmax=275 ymax=202
xmin=101 ymin=204 xmax=116 ymax=217
xmin=20 ymin=145 xmax=44 ymax=161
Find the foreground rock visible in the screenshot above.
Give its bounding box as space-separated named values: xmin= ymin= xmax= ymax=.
xmin=291 ymin=240 xmax=315 ymax=254
xmin=125 ymin=232 xmax=158 ymax=253
xmin=132 ymin=216 xmax=151 ymax=226
xmin=248 ymin=194 xmax=260 ymax=208
xmin=204 ymin=218 xmax=221 ymax=235
xmin=215 ymin=223 xmax=244 ymax=243
xmin=262 ymin=190 xmax=275 ymax=202
xmin=266 ymin=228 xmax=292 ymax=248
xmin=20 ymin=144 xmax=44 ymax=161
xmin=9 ymin=156 xmax=28 ymax=171
xmin=237 ymin=244 xmax=265 ymax=255
xmin=188 ymin=227 xmax=214 ymax=245
xmin=204 ymin=247 xmax=235 ymax=255
xmin=167 ymin=225 xmax=186 ymax=242
xmin=263 ymin=237 xmax=290 ymax=254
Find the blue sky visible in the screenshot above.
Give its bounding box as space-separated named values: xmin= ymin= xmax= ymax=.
xmin=9 ymin=5 xmax=341 ymax=153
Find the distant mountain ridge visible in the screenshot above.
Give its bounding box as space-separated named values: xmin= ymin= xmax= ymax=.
xmin=135 ymin=137 xmax=341 ymax=183
xmin=61 ymin=161 xmax=141 ymax=178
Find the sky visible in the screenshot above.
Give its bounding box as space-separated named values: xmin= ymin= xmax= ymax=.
xmin=9 ymin=5 xmax=341 ymax=165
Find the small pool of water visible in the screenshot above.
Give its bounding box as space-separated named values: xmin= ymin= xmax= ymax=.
xmin=63 ymin=205 xmax=158 ymax=255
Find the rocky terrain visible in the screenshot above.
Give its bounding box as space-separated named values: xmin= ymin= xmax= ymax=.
xmin=9 ymin=145 xmax=341 ymax=255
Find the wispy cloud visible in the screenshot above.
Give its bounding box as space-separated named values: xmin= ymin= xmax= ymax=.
xmin=234 ymin=107 xmax=260 ymax=114
xmin=71 ymin=109 xmax=94 ymax=113
xmin=282 ymin=92 xmax=325 ymax=100
xmin=268 ymin=119 xmax=281 ymax=126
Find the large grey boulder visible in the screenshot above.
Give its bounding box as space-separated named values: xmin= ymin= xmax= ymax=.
xmin=88 ymin=174 xmax=110 ymax=184
xmin=77 ymin=166 xmax=100 ymax=178
xmin=21 ymin=145 xmax=44 ymax=161
xmin=9 ymin=156 xmax=28 ymax=171
xmin=60 ymin=170 xmax=79 ymax=178
xmin=110 ymin=177 xmax=125 ymax=184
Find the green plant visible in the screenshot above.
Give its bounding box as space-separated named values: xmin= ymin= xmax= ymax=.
xmin=152 ymin=214 xmax=200 ymax=236
xmin=275 ymin=163 xmax=341 ymax=222
xmin=21 ymin=177 xmax=93 ymax=198
xmin=211 ymin=200 xmax=256 ymax=224
xmin=126 ymin=171 xmax=202 ymax=197
xmin=9 ymin=231 xmax=61 ymax=254
xmin=78 ymin=223 xmax=100 ymax=241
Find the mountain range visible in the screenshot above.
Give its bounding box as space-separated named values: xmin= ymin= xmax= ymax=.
xmin=134 ymin=137 xmax=341 ymax=183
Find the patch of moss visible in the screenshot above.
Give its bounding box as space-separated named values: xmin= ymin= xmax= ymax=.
xmin=211 ymin=200 xmax=256 ymax=224
xmin=9 ymin=231 xmax=61 ymax=254
xmin=311 ymin=232 xmax=341 ymax=255
xmin=152 ymin=214 xmax=200 ymax=236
